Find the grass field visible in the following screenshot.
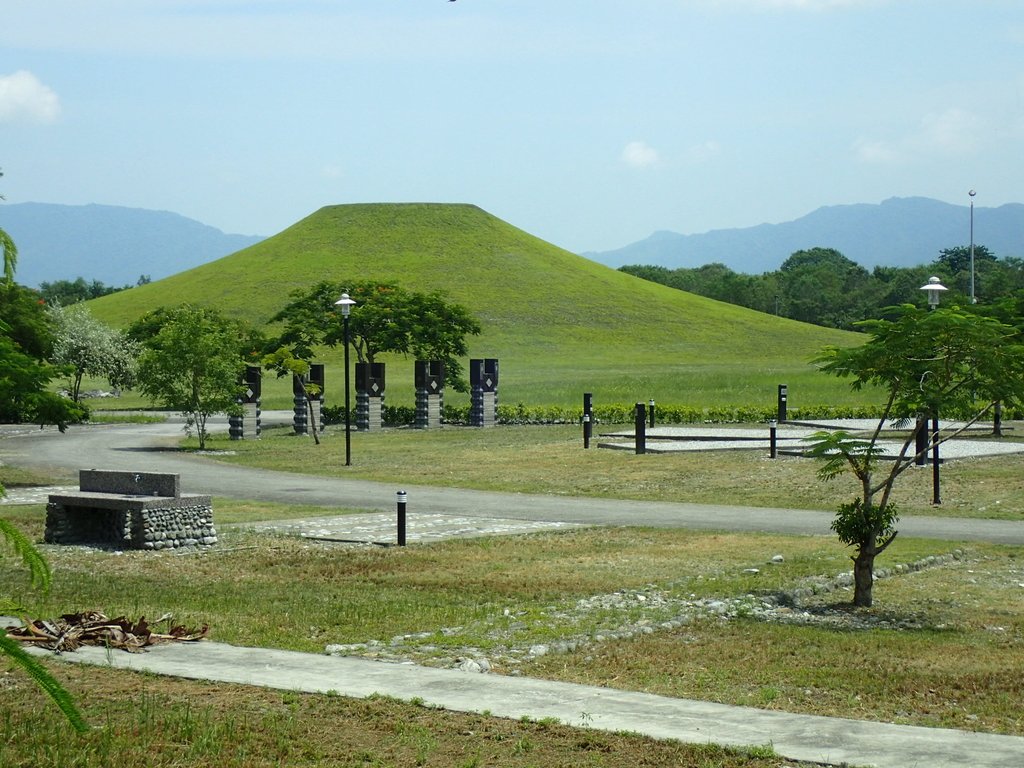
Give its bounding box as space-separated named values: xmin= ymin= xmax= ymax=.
xmin=199 ymin=423 xmax=1024 ymax=521
xmin=3 ymin=407 xmax=1022 ymax=765
xmin=2 ymin=503 xmax=1022 ymax=767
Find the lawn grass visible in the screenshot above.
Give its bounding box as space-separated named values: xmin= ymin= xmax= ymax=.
xmin=201 ymin=423 xmax=1024 ymax=521
xmin=3 ymin=417 xmax=1022 ymax=764
xmin=3 ymin=504 xmax=1022 ymax=738
xmin=0 ymin=666 xmax=808 ymax=768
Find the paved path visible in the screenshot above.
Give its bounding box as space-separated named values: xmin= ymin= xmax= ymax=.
xmin=12 ymin=635 xmax=1024 ymax=768
xmin=4 ymin=418 xmax=1024 ymax=766
xmin=3 ymin=420 xmax=1024 ymax=544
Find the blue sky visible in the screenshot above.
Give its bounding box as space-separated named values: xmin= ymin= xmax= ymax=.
xmin=1 ymin=1 xmax=1021 ymax=254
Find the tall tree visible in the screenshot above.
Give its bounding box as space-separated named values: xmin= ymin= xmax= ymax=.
xmin=808 ymin=304 xmax=1024 ymax=607
xmin=48 ymin=304 xmax=140 ymax=401
xmin=134 ymin=305 xmax=246 ymax=449
xmin=0 ymin=168 xmax=16 ymax=284
xmin=272 ymin=280 xmax=481 ymax=392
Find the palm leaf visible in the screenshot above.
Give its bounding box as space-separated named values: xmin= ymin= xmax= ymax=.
xmin=0 ymin=631 xmax=89 ymax=733
xmin=0 ymin=518 xmax=51 ymax=592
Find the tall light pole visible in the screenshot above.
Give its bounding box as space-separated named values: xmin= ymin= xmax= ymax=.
xmin=334 ymin=292 xmax=357 ymax=466
xmin=919 ymin=277 xmax=948 ymax=504
xmin=969 ymin=189 xmax=976 ymax=304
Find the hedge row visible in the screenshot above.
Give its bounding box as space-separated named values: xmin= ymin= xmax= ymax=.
xmin=323 ymin=402 xmax=1017 ymax=427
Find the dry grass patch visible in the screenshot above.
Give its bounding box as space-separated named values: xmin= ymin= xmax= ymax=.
xmin=4 ymin=500 xmax=1022 ymax=742
xmin=1 ymin=664 xmax=812 ymax=768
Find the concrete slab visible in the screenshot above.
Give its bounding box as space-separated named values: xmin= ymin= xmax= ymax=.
xmin=15 ymin=638 xmax=1024 ymax=768
xmin=238 ymin=512 xmax=586 ymax=545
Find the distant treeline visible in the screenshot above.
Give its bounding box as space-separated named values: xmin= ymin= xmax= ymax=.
xmin=38 ymin=275 xmax=151 ymax=305
xmin=620 ymin=246 xmax=1024 ymax=330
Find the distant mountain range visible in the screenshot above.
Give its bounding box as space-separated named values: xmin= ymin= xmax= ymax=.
xmin=5 ymin=197 xmax=1023 ymax=289
xmin=586 ymin=197 xmax=1024 ymax=272
xmin=0 ymin=202 xmax=265 ymax=287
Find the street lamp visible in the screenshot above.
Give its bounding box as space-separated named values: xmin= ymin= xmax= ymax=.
xmin=968 ymin=189 xmax=976 ymax=304
xmin=334 ymin=292 xmax=357 ymax=466
xmin=918 ymin=278 xmax=947 ymax=504
xmin=919 ymin=276 xmax=948 ymax=310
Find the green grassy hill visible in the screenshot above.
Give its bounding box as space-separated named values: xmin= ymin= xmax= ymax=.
xmin=88 ymin=203 xmax=865 ymax=409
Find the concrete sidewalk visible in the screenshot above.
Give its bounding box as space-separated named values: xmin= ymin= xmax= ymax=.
xmin=21 ymin=638 xmax=1024 ymax=768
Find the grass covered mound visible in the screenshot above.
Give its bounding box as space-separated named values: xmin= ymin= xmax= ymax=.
xmin=86 ymin=203 xmax=864 ymax=407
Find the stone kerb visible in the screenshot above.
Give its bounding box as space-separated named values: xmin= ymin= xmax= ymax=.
xmin=46 ymin=469 xmax=216 ymax=551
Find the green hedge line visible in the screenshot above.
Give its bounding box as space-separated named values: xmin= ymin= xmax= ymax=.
xmin=323 ymin=402 xmax=1017 ymax=427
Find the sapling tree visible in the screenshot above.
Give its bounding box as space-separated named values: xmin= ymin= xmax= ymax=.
xmin=132 ymin=305 xmax=247 ymax=449
xmin=809 ymin=304 xmax=1024 ymax=607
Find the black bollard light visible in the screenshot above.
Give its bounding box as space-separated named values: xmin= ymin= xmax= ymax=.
xmin=583 ymin=392 xmax=593 ymax=449
xmin=396 ymin=490 xmax=407 ymax=546
xmin=635 ymin=402 xmax=646 ymax=455
xmin=769 ymin=419 xmax=778 ymax=459
xmin=648 ymin=399 xmax=655 ymax=428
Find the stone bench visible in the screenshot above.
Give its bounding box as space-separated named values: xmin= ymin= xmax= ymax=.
xmin=45 ymin=470 xmax=217 ymax=550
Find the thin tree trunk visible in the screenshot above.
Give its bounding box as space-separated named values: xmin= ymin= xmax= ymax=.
xmin=853 ymin=546 xmax=875 ymax=607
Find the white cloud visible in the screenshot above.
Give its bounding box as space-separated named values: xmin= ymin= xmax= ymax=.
xmin=0 ymin=70 xmax=61 ymax=123
xmin=854 ymin=108 xmax=984 ymax=164
xmin=917 ymin=108 xmax=983 ymax=154
xmin=853 ymin=137 xmax=900 ymax=164
xmin=683 ymin=140 xmax=722 ymax=163
xmin=621 ymin=140 xmax=659 ymax=169
xmin=712 ymin=0 xmax=885 ymax=9
xmin=320 ymin=164 xmax=344 ymax=179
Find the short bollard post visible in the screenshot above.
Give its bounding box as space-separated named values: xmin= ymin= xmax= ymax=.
xmin=769 ymin=419 xmax=778 ymax=459
xmin=396 ymin=490 xmax=407 ymax=546
xmin=648 ymin=399 xmax=656 ymax=428
xmin=914 ymin=416 xmax=928 ymax=467
xmin=777 ymin=384 xmax=788 ymax=423
xmin=635 ymin=402 xmax=647 ymax=455
xmin=583 ymin=392 xmax=593 ymax=449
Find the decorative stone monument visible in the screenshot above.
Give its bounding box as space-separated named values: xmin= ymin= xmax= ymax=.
xmin=356 ymin=362 xmax=385 ymax=431
xmin=470 ymin=358 xmax=499 ymax=427
xmin=308 ymin=364 xmax=325 ymax=434
xmin=292 ymin=373 xmax=308 ymax=435
xmin=229 ymin=365 xmax=262 ymax=440
xmin=292 ymin=364 xmax=325 ymax=435
xmin=414 ymin=360 xmax=444 ymax=429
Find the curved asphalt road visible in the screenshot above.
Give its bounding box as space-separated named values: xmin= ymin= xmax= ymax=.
xmin=3 ymin=419 xmax=1023 ymax=545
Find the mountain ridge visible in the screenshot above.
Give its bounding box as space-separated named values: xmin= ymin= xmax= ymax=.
xmin=586 ymin=197 xmax=1024 ymax=272
xmin=0 ymin=201 xmax=265 ymax=287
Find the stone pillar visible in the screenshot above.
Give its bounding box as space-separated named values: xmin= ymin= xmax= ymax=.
xmin=470 ymin=358 xmax=499 ymax=427
xmin=308 ymin=364 xmax=325 ymax=434
xmin=356 ymin=362 xmax=385 ymax=431
xmin=292 ymin=374 xmax=308 ymax=435
xmin=414 ymin=360 xmax=444 ymax=429
xmin=230 ymin=365 xmax=262 ymax=440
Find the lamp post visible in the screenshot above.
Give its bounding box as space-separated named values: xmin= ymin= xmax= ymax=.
xmin=969 ymin=189 xmax=976 ymax=304
xmin=919 ymin=278 xmax=947 ymax=504
xmin=334 ymin=292 xmax=357 ymax=466
xmin=920 ymin=276 xmax=948 ymax=310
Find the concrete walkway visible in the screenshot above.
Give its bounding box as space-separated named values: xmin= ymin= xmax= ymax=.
xmin=16 ymin=636 xmax=1024 ymax=768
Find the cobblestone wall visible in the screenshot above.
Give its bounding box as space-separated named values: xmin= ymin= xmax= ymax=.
xmin=45 ymin=501 xmax=217 ymax=550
